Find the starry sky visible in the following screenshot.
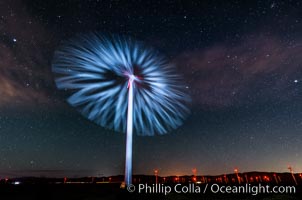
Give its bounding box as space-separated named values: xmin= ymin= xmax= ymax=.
xmin=1 ymin=0 xmax=302 ymax=178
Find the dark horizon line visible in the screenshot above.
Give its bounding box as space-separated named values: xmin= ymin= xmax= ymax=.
xmin=0 ymin=170 xmax=301 ymax=179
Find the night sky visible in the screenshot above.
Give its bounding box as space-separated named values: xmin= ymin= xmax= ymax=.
xmin=1 ymin=0 xmax=302 ymax=178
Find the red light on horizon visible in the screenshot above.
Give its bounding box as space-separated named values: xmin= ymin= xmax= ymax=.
xmin=263 ymin=176 xmax=270 ymax=182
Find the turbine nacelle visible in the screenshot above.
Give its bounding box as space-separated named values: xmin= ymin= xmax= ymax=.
xmin=126 ymin=74 xmax=140 ymax=88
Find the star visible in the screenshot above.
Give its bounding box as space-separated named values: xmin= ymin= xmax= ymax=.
xmin=294 ymin=79 xmax=299 ymax=83
xmin=13 ymin=38 xmax=17 ymax=42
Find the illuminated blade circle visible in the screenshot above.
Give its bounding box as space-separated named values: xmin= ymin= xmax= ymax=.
xmin=52 ymin=33 xmax=190 ymax=136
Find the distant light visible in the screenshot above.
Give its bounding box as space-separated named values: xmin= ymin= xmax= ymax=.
xmin=294 ymin=79 xmax=299 ymax=83
xmin=13 ymin=181 xmax=20 ymax=185
xmin=13 ymin=38 xmax=17 ymax=42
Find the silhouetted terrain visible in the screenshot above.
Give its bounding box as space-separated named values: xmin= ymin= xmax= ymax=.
xmin=0 ymin=183 xmax=301 ymax=200
xmin=0 ymin=172 xmax=302 ymax=199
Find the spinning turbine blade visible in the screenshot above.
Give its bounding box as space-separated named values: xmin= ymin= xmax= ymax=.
xmin=52 ymin=33 xmax=190 ymax=185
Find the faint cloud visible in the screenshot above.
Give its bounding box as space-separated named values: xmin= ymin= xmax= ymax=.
xmin=174 ymin=35 xmax=302 ymax=109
